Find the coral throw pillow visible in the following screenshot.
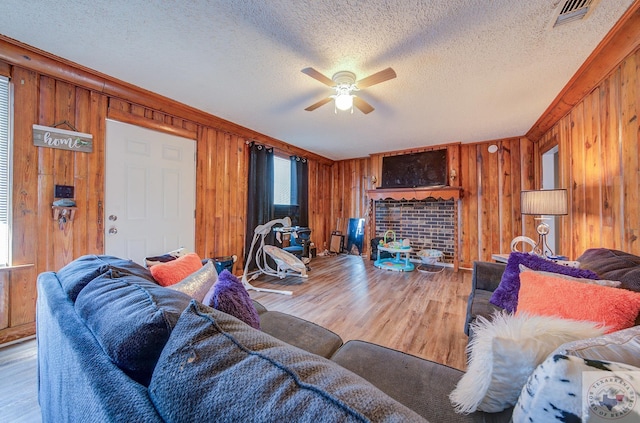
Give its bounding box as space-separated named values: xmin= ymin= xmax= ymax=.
xmin=204 ymin=270 xmax=260 ymax=329
xmin=150 ymin=253 xmax=203 ymax=287
xmin=516 ymin=271 xmax=640 ymax=333
xmin=490 ymin=252 xmax=599 ymax=313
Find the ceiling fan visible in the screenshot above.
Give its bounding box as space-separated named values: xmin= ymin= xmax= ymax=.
xmin=301 ymin=67 xmax=397 ymax=114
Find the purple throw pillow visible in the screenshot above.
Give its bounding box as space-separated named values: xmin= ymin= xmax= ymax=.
xmin=489 ymin=252 xmax=599 ymax=313
xmin=204 ymin=270 xmax=260 ymax=329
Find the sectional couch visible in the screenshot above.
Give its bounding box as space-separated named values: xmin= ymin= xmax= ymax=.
xmin=37 ymin=255 xmax=502 ymax=422
xmin=37 ymin=250 xmax=640 ymax=422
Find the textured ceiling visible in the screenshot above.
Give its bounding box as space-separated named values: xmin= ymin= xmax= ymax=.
xmin=0 ymin=0 xmax=634 ymax=160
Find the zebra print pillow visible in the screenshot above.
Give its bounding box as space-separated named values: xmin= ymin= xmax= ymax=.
xmin=513 ymin=354 xmax=640 ymax=422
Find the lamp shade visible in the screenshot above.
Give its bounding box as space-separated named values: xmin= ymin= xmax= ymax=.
xmin=521 ymin=189 xmax=568 ymax=215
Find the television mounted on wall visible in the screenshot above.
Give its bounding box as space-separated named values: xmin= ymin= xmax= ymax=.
xmin=381 ymin=149 xmax=448 ymax=189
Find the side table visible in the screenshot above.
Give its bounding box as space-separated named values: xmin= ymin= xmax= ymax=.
xmin=492 ymin=253 xmax=580 ymax=268
xmin=491 ymin=254 xmax=510 ymax=264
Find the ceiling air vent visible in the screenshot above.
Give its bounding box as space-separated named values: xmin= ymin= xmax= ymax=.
xmin=554 ymin=0 xmax=598 ymax=27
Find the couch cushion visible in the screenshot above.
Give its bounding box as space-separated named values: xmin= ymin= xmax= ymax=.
xmin=260 ymin=310 xmax=343 ymax=358
xmin=148 ymin=301 xmax=425 ymax=422
xmin=57 ymin=254 xmax=155 ymax=301
xmin=331 ymin=340 xmax=510 ymax=423
xmin=252 ymin=299 xmax=268 ymax=315
xmin=468 ymin=290 xmax=503 ymax=330
xmin=577 ymin=248 xmax=640 ymax=292
xmin=75 ymin=271 xmax=192 ymax=386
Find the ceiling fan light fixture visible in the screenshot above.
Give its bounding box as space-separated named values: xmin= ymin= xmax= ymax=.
xmin=302 ymin=67 xmax=395 ymax=114
xmin=334 ymin=92 xmax=354 ymax=111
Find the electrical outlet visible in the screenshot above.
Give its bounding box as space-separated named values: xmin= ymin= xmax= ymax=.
xmin=55 ymin=185 xmax=74 ymax=199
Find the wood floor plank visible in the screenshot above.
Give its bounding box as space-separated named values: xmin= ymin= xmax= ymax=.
xmin=250 ymin=254 xmax=471 ymax=370
xmin=0 ymin=338 xmax=40 ymax=423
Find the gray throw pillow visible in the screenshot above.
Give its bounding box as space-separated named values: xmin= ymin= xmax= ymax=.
xmin=149 ymin=301 xmax=424 ymax=422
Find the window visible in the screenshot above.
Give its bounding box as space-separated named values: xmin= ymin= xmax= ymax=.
xmin=273 ymin=155 xmax=291 ymax=205
xmin=0 ymin=76 xmax=11 ymax=267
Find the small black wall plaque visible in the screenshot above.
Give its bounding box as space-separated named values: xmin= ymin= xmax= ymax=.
xmin=55 ymin=185 xmax=74 ymax=199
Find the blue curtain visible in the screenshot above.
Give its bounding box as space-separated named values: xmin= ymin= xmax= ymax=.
xmin=245 ymin=143 xmax=274 ymax=269
xmin=290 ymin=156 xmax=309 ymax=227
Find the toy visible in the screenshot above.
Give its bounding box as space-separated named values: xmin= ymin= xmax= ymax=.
xmin=374 ymin=231 xmax=414 ymax=272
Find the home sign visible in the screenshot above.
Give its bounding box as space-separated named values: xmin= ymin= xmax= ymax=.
xmin=32 ymin=124 xmax=93 ymax=153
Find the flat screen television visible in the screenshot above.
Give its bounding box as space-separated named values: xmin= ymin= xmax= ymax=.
xmin=381 ymin=149 xmax=448 ymax=189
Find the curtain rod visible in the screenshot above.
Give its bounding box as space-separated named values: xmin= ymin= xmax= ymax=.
xmin=245 ymin=140 xmax=307 ymax=160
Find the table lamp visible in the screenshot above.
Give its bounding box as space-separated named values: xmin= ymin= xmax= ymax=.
xmin=520 ymin=189 xmax=568 ymax=258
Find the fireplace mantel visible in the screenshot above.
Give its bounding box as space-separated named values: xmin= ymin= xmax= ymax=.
xmin=366 ymin=186 xmax=463 ymax=201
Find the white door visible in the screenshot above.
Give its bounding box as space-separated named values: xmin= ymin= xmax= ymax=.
xmin=105 ymin=119 xmax=196 ymax=266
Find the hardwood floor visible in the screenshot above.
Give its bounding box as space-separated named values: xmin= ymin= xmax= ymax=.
xmin=0 ymin=337 xmax=40 ymax=423
xmin=0 ymin=254 xmax=472 ymax=422
xmin=250 ymin=254 xmax=472 ymax=370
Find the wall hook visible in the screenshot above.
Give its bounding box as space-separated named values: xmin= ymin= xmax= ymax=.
xmin=49 ymin=120 xmax=79 ymax=132
xmin=52 ymin=205 xmax=77 ymax=230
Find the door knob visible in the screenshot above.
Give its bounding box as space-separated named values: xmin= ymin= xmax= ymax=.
xmin=109 ymin=215 xmax=118 ymax=221
xmin=108 ymin=227 xmax=118 ymax=235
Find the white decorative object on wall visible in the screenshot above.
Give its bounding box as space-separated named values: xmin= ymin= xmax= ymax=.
xmin=33 ymin=124 xmax=93 ymax=153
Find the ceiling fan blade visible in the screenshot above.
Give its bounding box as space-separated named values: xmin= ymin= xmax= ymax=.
xmin=301 ymin=67 xmax=335 ymax=87
xmin=353 ymin=97 xmax=374 ymax=114
xmin=305 ymin=97 xmax=333 ymax=111
xmin=356 ymin=67 xmax=397 ymax=88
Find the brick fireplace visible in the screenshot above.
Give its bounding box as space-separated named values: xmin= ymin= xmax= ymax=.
xmin=375 ymin=199 xmax=455 ymax=262
xmin=367 ymin=187 xmax=462 ymax=271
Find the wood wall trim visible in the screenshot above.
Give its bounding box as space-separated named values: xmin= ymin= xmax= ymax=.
xmin=0 ymin=322 xmax=36 ymax=344
xmin=0 ymin=35 xmax=333 ymax=166
xmin=107 ymin=107 xmax=198 ymax=140
xmin=527 ymin=0 xmax=640 ymax=141
xmin=371 ymin=142 xmax=460 ymax=157
xmin=366 ymin=187 xmax=462 ymax=201
xmin=0 ymin=61 xmax=9 ymax=77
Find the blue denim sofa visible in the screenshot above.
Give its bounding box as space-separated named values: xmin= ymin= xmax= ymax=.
xmin=36 ymin=255 xmax=500 ymax=422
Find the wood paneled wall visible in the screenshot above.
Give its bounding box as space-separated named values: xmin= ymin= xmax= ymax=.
xmin=330 ymin=158 xmax=375 ymax=237
xmin=458 ymin=138 xmax=536 ymax=267
xmin=308 ymin=160 xmax=334 ymax=252
xmin=0 ymin=43 xmax=334 ymax=343
xmin=537 ymin=48 xmax=640 ymax=259
xmin=330 ymin=140 xmax=536 ymax=268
